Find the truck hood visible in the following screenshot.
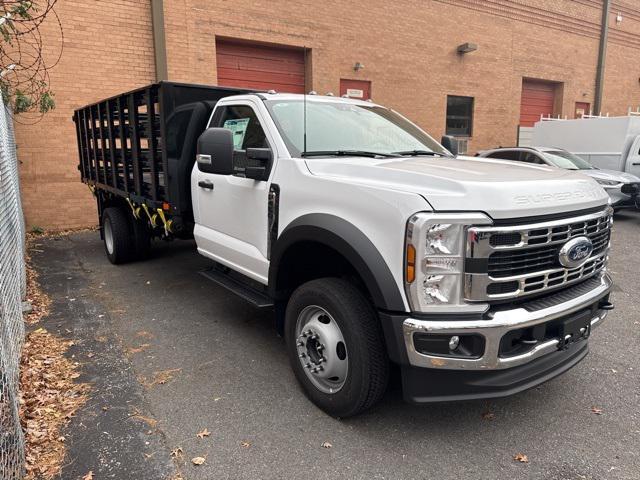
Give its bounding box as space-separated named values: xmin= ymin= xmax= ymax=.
xmin=582 ymin=168 xmax=640 ymax=184
xmin=304 ymin=155 xmax=609 ymax=219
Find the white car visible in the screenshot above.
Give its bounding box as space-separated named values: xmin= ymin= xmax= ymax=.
xmin=477 ymin=146 xmax=640 ymax=209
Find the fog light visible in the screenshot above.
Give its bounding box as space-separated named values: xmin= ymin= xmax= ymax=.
xmin=413 ymin=333 xmax=485 ymax=358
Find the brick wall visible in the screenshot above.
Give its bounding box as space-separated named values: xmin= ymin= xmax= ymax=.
xmin=15 ymin=0 xmax=156 ymax=230
xmin=14 ymin=0 xmax=640 ymax=229
xmin=161 ymin=0 xmax=640 ymax=151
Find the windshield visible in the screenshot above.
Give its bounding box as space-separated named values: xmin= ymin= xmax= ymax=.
xmin=542 ymin=150 xmax=594 ymax=170
xmin=264 ymin=99 xmax=450 ymax=157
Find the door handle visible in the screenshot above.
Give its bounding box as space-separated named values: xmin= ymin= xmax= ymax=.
xmin=198 ymin=180 xmax=214 ymax=190
xmin=632 ymin=163 xmax=640 ymax=166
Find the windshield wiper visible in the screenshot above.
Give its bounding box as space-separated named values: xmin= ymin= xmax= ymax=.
xmin=392 ymin=150 xmax=451 ymax=157
xmin=301 ymin=150 xmax=400 ymax=158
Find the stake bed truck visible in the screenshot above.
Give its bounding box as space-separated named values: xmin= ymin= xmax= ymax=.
xmin=74 ymin=82 xmax=614 ymax=417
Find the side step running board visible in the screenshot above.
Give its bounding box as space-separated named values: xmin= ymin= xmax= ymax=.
xmin=199 ymin=268 xmax=274 ymax=308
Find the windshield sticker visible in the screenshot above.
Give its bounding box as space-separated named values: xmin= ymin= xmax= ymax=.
xmin=224 ymin=118 xmax=250 ymax=149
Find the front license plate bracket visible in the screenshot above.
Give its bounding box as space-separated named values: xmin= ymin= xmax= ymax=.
xmin=559 ymin=311 xmax=591 ymax=350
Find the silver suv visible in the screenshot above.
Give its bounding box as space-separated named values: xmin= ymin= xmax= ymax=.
xmin=477 ymin=146 xmax=640 ymax=210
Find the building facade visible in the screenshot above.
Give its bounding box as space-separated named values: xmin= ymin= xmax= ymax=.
xmin=16 ymin=0 xmax=640 ymax=229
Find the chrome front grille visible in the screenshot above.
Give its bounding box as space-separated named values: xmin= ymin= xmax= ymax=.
xmin=465 ymin=208 xmax=613 ymax=301
xmin=487 ymin=226 xmax=610 ymax=278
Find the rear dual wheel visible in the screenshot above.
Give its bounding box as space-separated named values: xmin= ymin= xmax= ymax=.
xmin=102 ymin=207 xmax=151 ymax=264
xmin=285 ymin=278 xmax=389 ymax=418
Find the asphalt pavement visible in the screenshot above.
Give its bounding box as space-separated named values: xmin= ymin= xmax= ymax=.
xmin=31 ymin=210 xmax=640 ymax=480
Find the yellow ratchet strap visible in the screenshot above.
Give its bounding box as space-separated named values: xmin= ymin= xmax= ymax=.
xmin=141 ymin=203 xmax=156 ymax=227
xmin=126 ymin=198 xmax=141 ymax=219
xmin=156 ymin=208 xmax=172 ymax=236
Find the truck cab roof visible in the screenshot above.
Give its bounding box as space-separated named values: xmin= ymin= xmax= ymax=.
xmin=226 ymin=91 xmax=382 ymax=108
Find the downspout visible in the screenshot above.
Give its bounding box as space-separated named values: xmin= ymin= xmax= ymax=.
xmin=151 ymin=0 xmax=168 ymax=81
xmin=594 ymin=0 xmax=611 ymax=115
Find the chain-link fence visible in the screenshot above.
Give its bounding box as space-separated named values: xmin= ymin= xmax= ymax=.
xmin=0 ymin=96 xmax=26 ymax=479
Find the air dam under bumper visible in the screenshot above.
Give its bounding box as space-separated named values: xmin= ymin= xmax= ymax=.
xmin=381 ymin=272 xmax=612 ymax=403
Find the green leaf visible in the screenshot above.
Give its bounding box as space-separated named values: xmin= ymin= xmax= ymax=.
xmin=39 ymin=91 xmax=55 ymax=113
xmin=14 ymin=90 xmax=34 ymax=113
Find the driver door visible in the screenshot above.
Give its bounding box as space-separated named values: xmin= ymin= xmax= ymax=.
xmin=193 ymin=101 xmax=275 ymax=283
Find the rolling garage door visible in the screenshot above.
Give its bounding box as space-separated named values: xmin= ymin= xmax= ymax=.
xmin=216 ymin=40 xmax=305 ymax=93
xmin=520 ymin=80 xmax=555 ymax=127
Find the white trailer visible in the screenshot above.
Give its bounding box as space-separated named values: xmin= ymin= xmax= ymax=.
xmin=531 ymin=116 xmax=640 ymax=177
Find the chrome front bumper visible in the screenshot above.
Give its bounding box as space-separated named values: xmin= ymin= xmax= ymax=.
xmin=403 ymin=272 xmax=612 ymax=371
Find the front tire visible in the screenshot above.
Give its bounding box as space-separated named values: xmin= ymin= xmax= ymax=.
xmin=285 ymin=278 xmax=389 ymax=417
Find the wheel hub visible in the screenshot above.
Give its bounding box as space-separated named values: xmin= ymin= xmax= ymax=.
xmin=295 ymin=306 xmax=348 ymax=394
xmin=104 ymin=218 xmax=114 ymax=255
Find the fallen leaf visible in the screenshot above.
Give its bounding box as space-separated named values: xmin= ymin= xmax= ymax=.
xmin=82 ymin=472 xmax=94 ymax=480
xmin=191 ymin=456 xmax=206 ymax=465
xmin=513 ymin=453 xmax=529 ymax=463
xmin=481 ymin=411 xmax=495 ymax=420
xmin=197 ymin=428 xmax=211 ymax=439
xmin=171 ymin=447 xmax=183 ymax=457
xmin=321 ymin=441 xmax=333 ymax=449
xmin=127 ymin=343 xmax=151 ymax=355
xmin=19 ymin=316 xmax=90 ymax=480
xmin=141 ymin=368 xmax=182 ymax=388
xmin=591 ymin=406 xmax=604 ymax=415
xmin=241 ymin=441 xmax=251 ymax=448
xmin=132 ymin=413 xmax=158 ymax=428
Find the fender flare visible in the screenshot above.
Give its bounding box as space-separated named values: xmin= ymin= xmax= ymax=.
xmin=268 ymin=213 xmax=406 ymax=312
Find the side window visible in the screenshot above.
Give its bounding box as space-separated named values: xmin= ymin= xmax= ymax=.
xmin=521 ymin=152 xmax=544 ymax=164
xmin=211 ymin=105 xmax=268 ymax=150
xmin=487 ymin=150 xmax=520 ymax=161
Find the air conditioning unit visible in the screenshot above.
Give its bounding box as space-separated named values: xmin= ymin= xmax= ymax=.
xmin=456 ymin=138 xmax=468 ymax=155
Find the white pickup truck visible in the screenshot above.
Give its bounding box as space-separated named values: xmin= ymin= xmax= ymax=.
xmin=75 ymin=82 xmax=615 ymax=417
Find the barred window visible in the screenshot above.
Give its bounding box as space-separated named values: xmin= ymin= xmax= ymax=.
xmin=446 ymin=95 xmax=474 ymax=137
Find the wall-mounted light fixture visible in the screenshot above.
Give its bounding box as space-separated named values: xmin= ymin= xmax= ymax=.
xmin=353 ymin=62 xmax=365 ymax=71
xmin=457 ymin=42 xmax=478 ymax=54
xmin=616 ymin=12 xmax=623 ymax=24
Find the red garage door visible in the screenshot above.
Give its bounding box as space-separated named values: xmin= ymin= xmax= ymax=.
xmin=216 ymin=40 xmax=305 ymax=93
xmin=520 ymin=80 xmax=556 ymax=126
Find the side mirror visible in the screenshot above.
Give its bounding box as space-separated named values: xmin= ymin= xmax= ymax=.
xmin=441 ymin=135 xmax=459 ymax=156
xmin=197 ymin=128 xmax=234 ymax=174
xmin=245 ymin=148 xmax=272 ymax=181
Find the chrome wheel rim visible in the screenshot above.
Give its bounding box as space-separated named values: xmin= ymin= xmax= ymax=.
xmin=104 ymin=219 xmax=114 ymax=255
xmin=295 ymin=305 xmax=348 ymax=394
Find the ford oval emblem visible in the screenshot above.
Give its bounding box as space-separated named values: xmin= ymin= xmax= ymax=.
xmin=559 ymin=236 xmax=594 ymax=269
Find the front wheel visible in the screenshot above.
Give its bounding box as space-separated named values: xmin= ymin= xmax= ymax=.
xmin=285 ymin=278 xmax=389 ymax=417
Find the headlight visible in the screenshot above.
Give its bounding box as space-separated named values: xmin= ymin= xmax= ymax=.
xmin=595 ymin=178 xmax=622 ymax=187
xmin=404 ymin=212 xmax=491 ymax=313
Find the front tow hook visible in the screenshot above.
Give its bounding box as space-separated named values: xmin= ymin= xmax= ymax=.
xmin=598 ymin=300 xmax=614 ymax=311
